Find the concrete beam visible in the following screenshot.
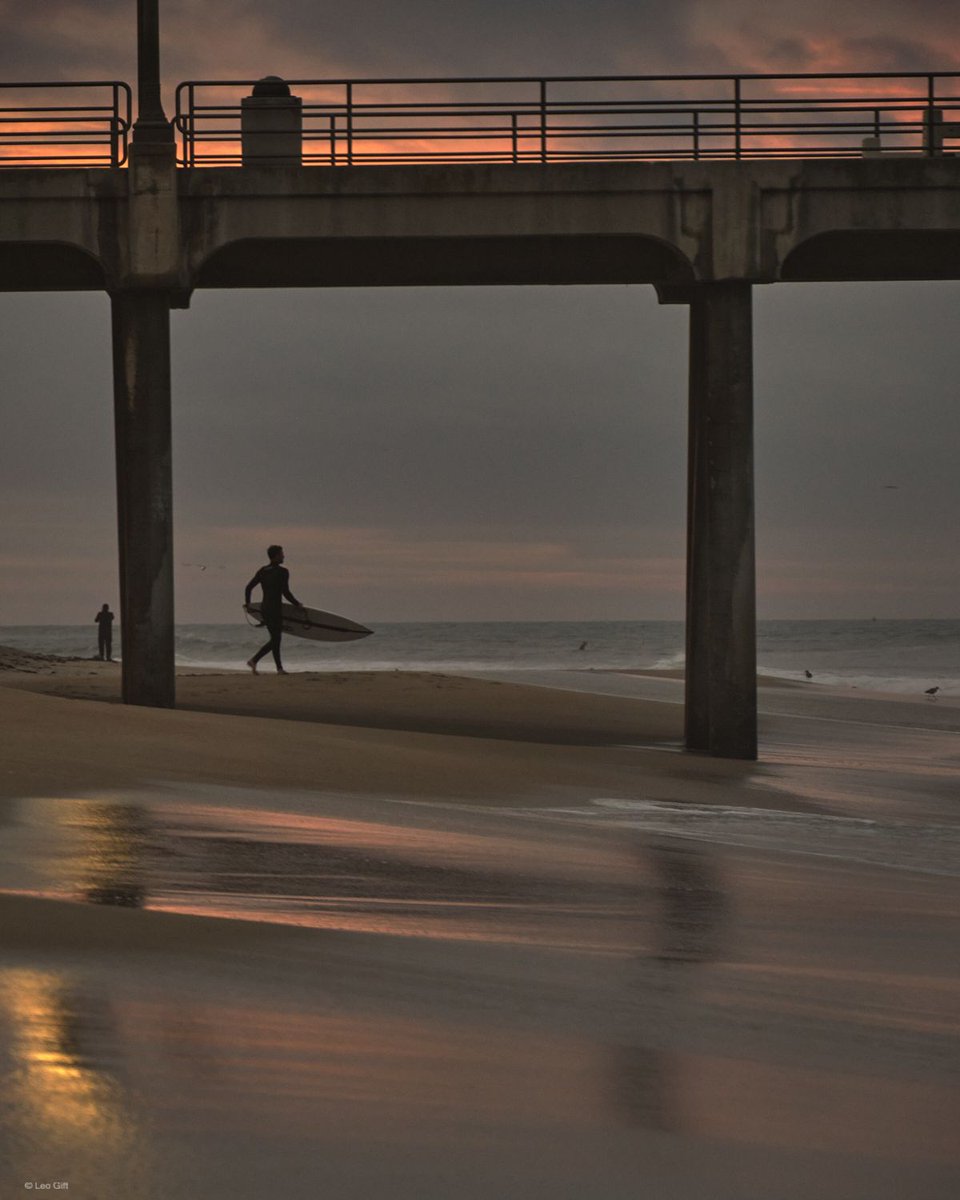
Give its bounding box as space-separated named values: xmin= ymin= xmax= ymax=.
xmin=111 ymin=289 xmax=175 ymax=709
xmin=685 ymin=282 xmax=757 ymax=760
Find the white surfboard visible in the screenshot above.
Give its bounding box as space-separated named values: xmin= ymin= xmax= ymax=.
xmin=247 ymin=602 xmax=373 ymax=643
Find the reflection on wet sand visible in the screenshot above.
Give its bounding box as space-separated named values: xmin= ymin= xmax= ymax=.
xmin=1 ymin=790 xmax=958 ymax=1198
xmin=3 ymin=793 xmax=650 ymax=949
xmin=72 ymin=801 xmax=150 ymax=908
xmin=0 ymin=968 xmax=154 ymax=1196
xmin=612 ymin=838 xmax=727 ymax=1133
xmin=646 ymin=838 xmax=726 ymax=965
xmin=151 ymin=822 xmax=643 ymax=949
xmin=612 ymin=1042 xmax=677 ymax=1132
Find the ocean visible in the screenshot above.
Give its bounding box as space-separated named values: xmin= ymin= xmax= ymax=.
xmin=1 ymin=619 xmax=957 ymax=695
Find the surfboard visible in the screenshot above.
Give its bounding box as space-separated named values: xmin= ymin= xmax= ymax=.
xmin=246 ymin=602 xmax=373 ymax=643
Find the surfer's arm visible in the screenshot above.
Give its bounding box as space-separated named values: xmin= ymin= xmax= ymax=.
xmin=280 ymin=568 xmax=304 ymax=608
xmin=243 ymin=569 xmax=263 ymax=607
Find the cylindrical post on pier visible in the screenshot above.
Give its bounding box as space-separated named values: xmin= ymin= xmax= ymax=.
xmin=241 ymin=77 xmax=303 ymax=166
xmin=685 ymin=282 xmax=757 ymax=759
xmin=111 ymin=290 xmax=175 ymax=708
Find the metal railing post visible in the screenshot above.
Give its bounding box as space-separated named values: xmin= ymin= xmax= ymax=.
xmin=539 ymin=79 xmax=548 ymax=163
xmin=925 ymin=74 xmax=938 ymax=156
xmin=346 ymin=82 xmax=353 ymax=165
xmin=110 ymin=82 xmax=120 ymax=166
xmin=511 ymin=112 xmax=519 ymax=163
xmin=693 ymin=108 xmax=700 ymax=160
xmin=734 ymin=76 xmax=742 ymax=160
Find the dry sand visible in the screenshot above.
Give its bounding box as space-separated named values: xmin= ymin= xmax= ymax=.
xmin=1 ymin=654 xmax=784 ymax=809
xmin=1 ymin=650 xmax=958 ymax=1199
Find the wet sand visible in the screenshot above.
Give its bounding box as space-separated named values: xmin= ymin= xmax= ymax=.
xmin=1 ymin=656 xmax=958 ymax=1198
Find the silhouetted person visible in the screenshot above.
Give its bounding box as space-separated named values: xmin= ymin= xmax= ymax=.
xmin=95 ymin=603 xmax=114 ymax=661
xmin=243 ymin=544 xmax=304 ymax=674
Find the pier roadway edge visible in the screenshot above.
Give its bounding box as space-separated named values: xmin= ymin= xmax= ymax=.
xmin=4 ymin=158 xmax=960 ymax=295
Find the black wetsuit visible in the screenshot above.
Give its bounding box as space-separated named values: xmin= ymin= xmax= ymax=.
xmin=95 ymin=609 xmax=114 ymax=661
xmin=245 ymin=564 xmax=301 ymax=670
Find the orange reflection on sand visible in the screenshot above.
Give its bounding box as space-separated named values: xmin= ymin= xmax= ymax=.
xmin=155 ymin=801 xmax=622 ymax=881
xmin=0 ymin=969 xmax=128 ymax=1140
xmin=152 ymin=896 xmax=633 ymax=952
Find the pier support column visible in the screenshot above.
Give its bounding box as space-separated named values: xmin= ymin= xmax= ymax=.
xmin=685 ymin=282 xmax=757 ymax=759
xmin=111 ymin=289 xmax=175 ymax=708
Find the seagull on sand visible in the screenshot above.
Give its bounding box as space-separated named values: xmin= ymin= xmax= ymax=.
xmin=924 ymin=686 xmax=940 ymax=698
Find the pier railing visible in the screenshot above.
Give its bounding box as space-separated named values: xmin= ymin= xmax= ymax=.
xmin=175 ymin=72 xmax=960 ymax=167
xmin=0 ymin=82 xmax=132 ymax=167
xmin=1 ymin=74 xmax=959 ymax=169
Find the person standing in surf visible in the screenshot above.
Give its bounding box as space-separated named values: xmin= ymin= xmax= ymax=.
xmin=94 ymin=603 xmax=115 ymax=661
xmin=243 ymin=544 xmax=304 ymax=674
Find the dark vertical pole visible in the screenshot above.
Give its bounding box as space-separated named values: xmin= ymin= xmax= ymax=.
xmin=733 ymin=77 xmax=742 ymax=161
xmin=346 ymin=82 xmax=353 ymax=166
xmin=112 ymin=291 xmax=175 ymax=708
xmin=685 ymin=295 xmax=711 ymax=750
xmin=685 ymin=282 xmax=756 ymax=759
xmin=110 ymin=82 xmax=120 ymax=167
xmin=134 ymin=0 xmax=173 ymax=145
xmin=539 ymin=79 xmax=548 ymax=163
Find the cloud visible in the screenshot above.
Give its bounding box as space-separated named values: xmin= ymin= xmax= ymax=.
xmin=2 ymin=4 xmax=960 ymax=623
xmin=687 ymin=1 xmax=960 ymax=74
xmin=5 ymin=1 xmax=960 ymax=87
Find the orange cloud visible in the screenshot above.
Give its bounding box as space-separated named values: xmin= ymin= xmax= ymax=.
xmin=686 ymin=1 xmax=960 ymax=76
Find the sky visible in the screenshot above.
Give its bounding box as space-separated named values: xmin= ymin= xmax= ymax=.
xmin=1 ymin=0 xmax=959 ymax=625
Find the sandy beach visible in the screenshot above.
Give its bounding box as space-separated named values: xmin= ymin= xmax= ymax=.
xmin=1 ymin=651 xmax=958 ymax=1198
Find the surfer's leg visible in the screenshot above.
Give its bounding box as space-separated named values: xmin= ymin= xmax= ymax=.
xmin=249 ymin=637 xmax=273 ymax=672
xmin=268 ymin=621 xmax=284 ymax=672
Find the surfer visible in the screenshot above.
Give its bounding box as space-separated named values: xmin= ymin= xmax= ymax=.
xmin=243 ymin=545 xmax=304 ymax=674
xmin=94 ymin=603 xmax=114 ymax=661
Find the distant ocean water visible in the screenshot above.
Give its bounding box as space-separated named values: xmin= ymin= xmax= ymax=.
xmin=1 ymin=619 xmax=958 ymax=696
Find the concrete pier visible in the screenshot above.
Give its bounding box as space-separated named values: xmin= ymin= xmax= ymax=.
xmin=5 ymin=147 xmax=960 ymax=754
xmin=685 ymin=283 xmax=757 ymax=759
xmin=111 ymin=289 xmax=175 ymax=708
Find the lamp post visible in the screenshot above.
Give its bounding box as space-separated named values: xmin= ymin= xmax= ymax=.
xmin=133 ymin=0 xmax=173 ymax=144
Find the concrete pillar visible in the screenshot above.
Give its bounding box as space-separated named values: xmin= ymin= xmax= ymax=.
xmin=685 ymin=282 xmax=757 ymax=759
xmin=111 ymin=289 xmax=175 ymax=708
